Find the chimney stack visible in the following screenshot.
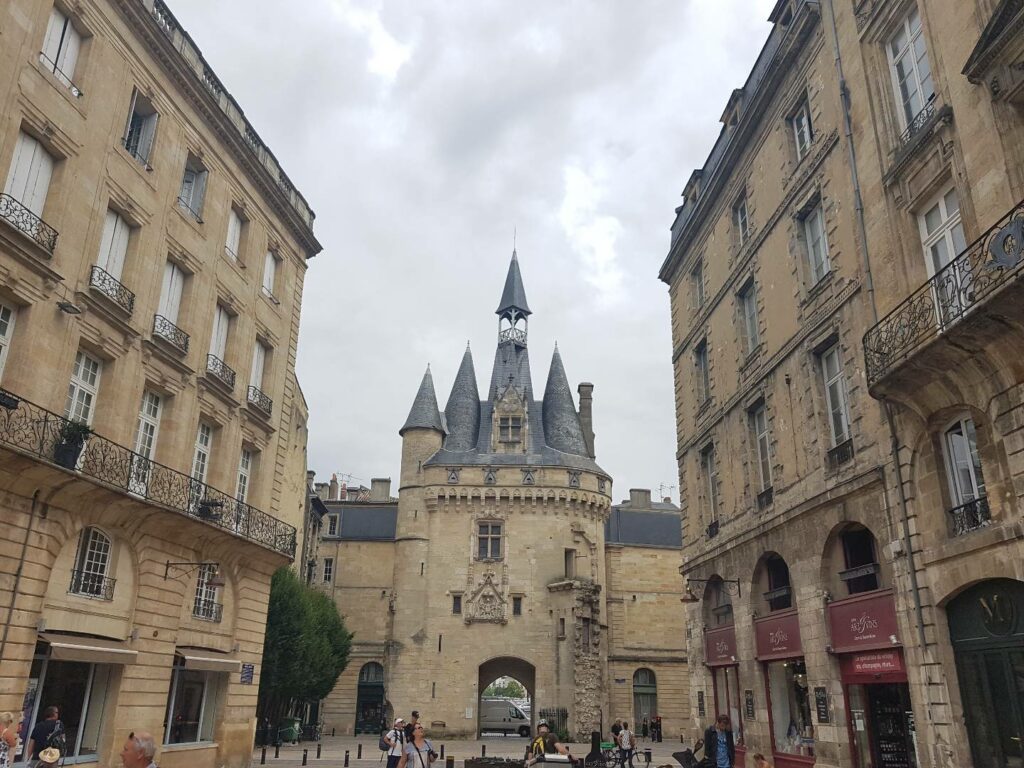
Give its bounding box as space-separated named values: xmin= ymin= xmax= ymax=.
xmin=329 ymin=473 xmax=340 ymax=501
xmin=629 ymin=488 xmax=652 ymax=509
xmin=577 ymin=382 xmax=595 ymax=459
xmin=370 ymin=478 xmax=392 ymax=502
xmin=314 ymin=482 xmax=329 ymax=500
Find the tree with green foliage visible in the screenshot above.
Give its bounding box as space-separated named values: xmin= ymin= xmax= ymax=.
xmin=258 ymin=567 xmax=353 ymax=724
xmin=483 ymin=677 xmax=527 ymax=699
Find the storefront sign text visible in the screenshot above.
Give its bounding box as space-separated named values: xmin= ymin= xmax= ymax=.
xmin=827 ymin=589 xmax=901 ymax=653
xmin=754 ymin=609 xmax=803 ymax=660
xmin=704 ymin=624 xmax=738 ymax=666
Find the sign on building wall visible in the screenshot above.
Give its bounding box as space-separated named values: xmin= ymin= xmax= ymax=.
xmin=241 ymin=663 xmax=255 ymax=684
xmin=743 ymin=690 xmax=754 ymax=720
xmin=814 ymin=687 xmax=830 ymax=724
xmin=697 ymin=691 xmax=705 ymax=718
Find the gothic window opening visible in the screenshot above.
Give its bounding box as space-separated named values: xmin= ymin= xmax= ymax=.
xmin=499 ymin=416 xmax=522 ymax=442
xmin=478 ymin=522 xmax=503 ymax=560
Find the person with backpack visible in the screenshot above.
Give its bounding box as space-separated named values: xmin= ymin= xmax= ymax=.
xmin=25 ymin=706 xmax=64 ymax=767
xmin=396 ymin=723 xmax=437 ymax=768
xmin=528 ymin=719 xmax=572 ymax=764
xmin=617 ymin=721 xmax=636 ymax=768
xmin=382 ymin=718 xmax=406 ymax=768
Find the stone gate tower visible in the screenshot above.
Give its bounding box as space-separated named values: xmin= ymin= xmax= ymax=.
xmin=389 ymin=251 xmax=613 ymax=738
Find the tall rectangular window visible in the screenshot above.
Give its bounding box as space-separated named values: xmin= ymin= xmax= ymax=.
xmin=499 ymin=416 xmax=522 ymax=442
xmin=888 ymin=7 xmax=934 ymax=128
xmin=943 ymin=416 xmax=986 ymax=507
xmin=96 ymin=209 xmax=130 ymax=280
xmin=39 ymin=7 xmax=82 ymax=94
xmin=327 ymin=514 xmax=338 ymax=536
xmin=322 ymin=557 xmax=334 ymax=584
xmin=478 ymin=522 xmax=502 ymax=560
xmin=209 ymin=305 xmax=230 ymax=361
xmin=225 ymin=208 xmax=243 ymax=260
xmin=5 ymin=131 xmax=55 ymax=218
xmin=65 ymin=350 xmax=102 ymax=424
xmin=236 ymin=448 xmax=252 ymax=503
xmin=164 ymin=657 xmax=223 ymax=744
xmin=250 ymin=340 xmax=268 ymax=390
xmin=158 ymin=261 xmax=185 ymax=323
xmin=0 ymin=303 xmax=16 ymax=381
xmin=695 ymin=339 xmax=710 ymax=404
xmin=919 ymin=186 xmax=966 ymax=277
xmin=262 ymin=251 xmax=280 ymax=299
xmin=129 ymin=390 xmax=161 ymax=496
xmin=738 ymin=281 xmax=759 ymax=353
xmin=512 ymin=596 xmax=522 ymax=616
xmin=123 ymin=88 xmax=158 ymax=166
xmin=751 ymin=405 xmax=772 ymax=491
xmin=821 ymin=345 xmax=850 ymax=447
xmin=192 ymin=422 xmax=213 ymax=483
xmin=733 ymin=195 xmax=750 ymax=246
xmin=700 ymin=444 xmax=718 ymax=519
xmin=803 ymin=204 xmax=830 ymax=284
xmin=692 ymin=259 xmax=706 ymax=309
xmin=564 ymin=548 xmax=576 ymax=579
xmin=452 ymin=594 xmax=462 ymax=614
xmin=193 ymin=562 xmax=220 ymax=621
xmin=178 ymin=153 xmax=208 ymax=221
xmin=790 ymin=98 xmax=813 ymax=160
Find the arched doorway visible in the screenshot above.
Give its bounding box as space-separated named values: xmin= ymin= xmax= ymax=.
xmin=355 ymin=662 xmax=385 ymax=735
xmin=632 ymin=669 xmax=657 ymax=729
xmin=477 ymin=657 xmax=536 ymax=738
xmin=947 ymin=578 xmax=1024 ymax=768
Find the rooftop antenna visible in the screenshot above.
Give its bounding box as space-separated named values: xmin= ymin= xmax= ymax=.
xmin=658 ymin=483 xmax=677 ymax=501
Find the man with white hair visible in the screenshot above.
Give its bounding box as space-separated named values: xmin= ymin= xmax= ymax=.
xmin=120 ymin=731 xmax=157 ymax=768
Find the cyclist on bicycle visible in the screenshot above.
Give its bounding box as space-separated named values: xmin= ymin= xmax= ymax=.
xmin=528 ymin=720 xmax=572 ymax=765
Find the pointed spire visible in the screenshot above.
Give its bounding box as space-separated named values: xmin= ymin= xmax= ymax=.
xmin=444 ymin=344 xmax=481 ymax=451
xmin=496 ymin=249 xmax=531 ymax=317
xmin=542 ymin=346 xmax=587 ymax=455
xmin=400 ymin=365 xmax=446 ymax=436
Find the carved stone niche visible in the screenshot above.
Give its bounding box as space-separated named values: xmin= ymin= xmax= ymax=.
xmin=464 ymin=568 xmax=507 ymax=625
xmin=491 ymin=386 xmax=527 ymax=454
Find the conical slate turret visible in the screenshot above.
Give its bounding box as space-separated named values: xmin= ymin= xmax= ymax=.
xmin=496 ymin=250 xmax=531 ymax=317
xmin=542 ymin=345 xmax=587 ymax=455
xmin=444 ymin=344 xmax=481 ymax=451
xmin=400 ymin=366 xmax=446 ymax=436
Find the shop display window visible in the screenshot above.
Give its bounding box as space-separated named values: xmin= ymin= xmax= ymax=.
xmin=712 ymin=665 xmax=744 ymax=744
xmin=766 ymin=660 xmax=814 ymax=756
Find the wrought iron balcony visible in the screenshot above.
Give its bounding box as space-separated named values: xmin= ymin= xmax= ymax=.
xmin=949 ymin=496 xmax=990 ymax=537
xmin=177 ymin=196 xmax=204 ymax=223
xmin=206 ymin=354 xmax=236 ymax=389
xmin=0 ymin=193 xmax=58 ymax=254
xmin=247 ymin=385 xmax=273 ymax=416
xmin=706 ymin=519 xmax=720 ymax=539
xmin=120 ymin=136 xmax=152 ymax=170
xmin=193 ymin=597 xmax=224 ymax=623
xmin=69 ymin=569 xmax=115 ymax=600
xmin=756 ymin=486 xmax=774 ymax=511
xmin=152 ymin=314 xmax=189 ymax=354
xmin=898 ymin=97 xmax=936 ymax=148
xmin=864 ymin=198 xmax=1024 ymax=389
xmin=89 ymin=266 xmax=135 ymax=314
xmin=38 ymin=51 xmax=83 ymax=97
xmin=827 ymin=438 xmax=855 ymax=469
xmin=0 ymin=387 xmax=296 ymax=556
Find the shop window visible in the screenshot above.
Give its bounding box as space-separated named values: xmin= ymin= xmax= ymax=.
xmin=840 ymin=526 xmax=879 ymax=594
xmin=163 ymin=656 xmax=225 ymax=744
xmin=765 ymin=555 xmax=792 ymax=612
xmin=765 ymin=660 xmax=814 ymax=757
xmin=477 ymin=521 xmax=502 ymax=560
xmin=24 ymin=642 xmax=114 ymax=761
xmin=71 ymin=526 xmax=113 ymax=599
xmin=711 ymin=666 xmax=743 ymax=744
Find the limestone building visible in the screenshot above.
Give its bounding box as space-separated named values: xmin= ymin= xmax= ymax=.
xmin=0 ymin=1 xmax=320 ymax=766
xmin=659 ymin=1 xmax=1024 ymax=767
xmin=317 ymin=255 xmax=689 ymax=739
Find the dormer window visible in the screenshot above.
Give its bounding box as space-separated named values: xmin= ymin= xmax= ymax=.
xmin=499 ymin=416 xmax=522 ymax=443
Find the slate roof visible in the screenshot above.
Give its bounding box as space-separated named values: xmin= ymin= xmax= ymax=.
xmin=542 ymin=346 xmax=588 ymax=456
xmin=325 ymin=503 xmax=398 ymax=541
xmin=400 ymin=366 xmax=445 ymax=436
xmin=444 ymin=345 xmax=481 ymax=451
xmin=496 ymin=250 xmax=531 ymax=316
xmin=605 ymin=506 xmax=682 ymax=548
xmin=488 ymin=337 xmax=533 ymax=399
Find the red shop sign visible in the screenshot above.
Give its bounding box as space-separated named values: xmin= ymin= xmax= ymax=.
xmin=704 ymin=624 xmax=738 ymax=667
xmin=754 ymin=609 xmax=803 ymax=660
xmin=840 ymin=649 xmax=905 ymax=677
xmin=827 ymin=588 xmax=901 ymax=654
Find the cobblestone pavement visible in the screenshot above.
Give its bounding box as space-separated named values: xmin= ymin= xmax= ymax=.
xmin=251 ymin=735 xmax=696 ymax=768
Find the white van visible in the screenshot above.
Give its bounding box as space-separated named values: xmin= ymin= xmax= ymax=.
xmin=479 ymin=698 xmax=531 ymax=736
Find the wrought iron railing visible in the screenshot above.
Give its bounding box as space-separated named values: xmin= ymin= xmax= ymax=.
xmin=206 ymin=354 xmax=236 ymax=389
xmin=839 ymin=562 xmax=879 ymax=584
xmin=499 ymin=327 xmax=527 ymax=344
xmin=177 ymin=196 xmax=204 ymax=223
xmin=706 ymin=519 xmax=720 ymax=539
xmin=949 ymin=496 xmax=990 ymax=537
xmin=898 ymin=96 xmax=936 ymax=148
xmin=193 ymin=597 xmax=224 ymax=623
xmin=37 ymin=52 xmax=83 ymax=97
xmin=153 ymin=314 xmax=189 ymax=354
xmin=0 ymin=387 xmax=296 ymax=556
xmin=89 ymin=266 xmax=135 ymax=314
xmin=0 ymin=193 xmax=58 ymax=254
xmin=247 ymin=385 xmax=273 ymax=415
xmin=756 ymin=486 xmax=774 ymax=511
xmin=764 ymin=585 xmax=792 ymax=611
xmin=120 ymin=136 xmax=152 ymax=170
xmin=827 ymin=438 xmax=855 ymax=469
xmin=864 ymin=198 xmax=1024 ymax=387
xmin=69 ymin=569 xmax=115 ymax=600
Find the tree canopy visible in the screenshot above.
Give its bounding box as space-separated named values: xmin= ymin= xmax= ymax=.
xmin=258 ymin=567 xmax=352 ymax=721
xmin=483 ymin=677 xmax=527 ymax=699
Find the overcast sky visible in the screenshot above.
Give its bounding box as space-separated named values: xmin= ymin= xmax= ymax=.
xmin=170 ymin=0 xmax=777 ymax=503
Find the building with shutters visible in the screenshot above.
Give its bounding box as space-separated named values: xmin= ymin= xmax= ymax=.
xmin=313 ymin=254 xmax=689 ymax=740
xmin=0 ymin=1 xmax=320 ymax=767
xmin=659 ymin=2 xmax=1024 ymax=768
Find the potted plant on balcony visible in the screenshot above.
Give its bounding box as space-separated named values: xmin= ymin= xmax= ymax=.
xmin=53 ymin=418 xmax=92 ymax=469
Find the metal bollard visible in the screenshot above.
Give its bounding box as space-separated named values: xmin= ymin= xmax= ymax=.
xmin=302 ymin=749 xmax=308 ymax=766
xmin=333 ymin=728 xmax=336 ymax=737
xmin=317 ymin=743 xmax=323 ymax=760
xmin=482 ymin=745 xmax=486 ymax=757
xmin=261 ymin=746 xmax=267 ymax=765
xmin=644 ymin=750 xmax=652 ymax=764
xmin=446 ymin=757 xmax=455 ymax=768
xmin=358 ymin=744 xmax=363 ymax=759
xmin=440 ymin=745 xmax=445 ymax=760
xmin=345 ymin=750 xmax=350 ymax=767
xmin=275 ymin=743 xmax=280 ymax=759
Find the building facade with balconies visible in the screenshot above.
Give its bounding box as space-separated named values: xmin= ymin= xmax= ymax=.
xmin=0 ymin=0 xmax=321 ymax=766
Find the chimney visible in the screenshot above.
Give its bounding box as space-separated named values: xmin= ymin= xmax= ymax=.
xmin=339 ymin=482 xmax=347 ymax=500
xmin=314 ymin=482 xmax=329 ymax=500
xmin=577 ymin=382 xmax=595 ymax=459
xmin=629 ymin=488 xmax=652 ymax=509
xmin=663 ymin=497 xmax=672 ymax=504
xmin=329 ymin=473 xmax=339 ymax=501
xmin=370 ymin=478 xmax=392 ymax=502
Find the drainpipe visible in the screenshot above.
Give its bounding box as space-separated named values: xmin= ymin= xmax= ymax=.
xmin=0 ymin=489 xmax=41 ymax=664
xmin=821 ymin=0 xmax=927 ymax=648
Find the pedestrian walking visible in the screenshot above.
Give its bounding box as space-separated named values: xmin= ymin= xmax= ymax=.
xmin=384 ymin=718 xmax=406 ymax=768
xmin=610 ymin=719 xmax=623 ymax=743
xmin=36 ymin=747 xmax=60 ymax=768
xmin=120 ymin=731 xmax=158 ymax=768
xmin=617 ymin=721 xmax=636 ymax=768
xmin=701 ymin=715 xmax=735 ymax=768
xmin=0 ymin=712 xmax=18 ymax=768
xmin=641 ymin=718 xmax=649 ymax=743
xmin=25 ymin=705 xmax=63 ymax=767
xmin=396 ymin=723 xmax=437 ymax=768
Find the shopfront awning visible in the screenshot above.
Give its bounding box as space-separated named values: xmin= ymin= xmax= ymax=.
xmin=40 ymin=633 xmax=138 ymax=665
xmin=175 ymin=648 xmax=241 ymax=673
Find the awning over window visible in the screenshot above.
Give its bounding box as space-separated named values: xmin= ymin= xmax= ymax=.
xmin=175 ymin=648 xmax=240 ymax=673
xmin=40 ymin=633 xmax=138 ymax=665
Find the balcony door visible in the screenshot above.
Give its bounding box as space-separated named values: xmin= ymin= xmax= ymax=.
xmin=919 ymin=187 xmax=969 ymax=327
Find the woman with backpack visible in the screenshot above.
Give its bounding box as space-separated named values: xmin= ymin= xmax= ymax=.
xmin=396 ymin=723 xmax=437 ymax=768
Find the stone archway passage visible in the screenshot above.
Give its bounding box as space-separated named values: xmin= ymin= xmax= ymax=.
xmin=477 ymin=656 xmax=536 ymax=738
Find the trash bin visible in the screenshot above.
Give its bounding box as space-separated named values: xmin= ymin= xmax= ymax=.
xmin=279 ymin=716 xmax=302 ymax=744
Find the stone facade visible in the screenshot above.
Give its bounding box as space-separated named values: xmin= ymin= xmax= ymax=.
xmin=0 ymin=1 xmax=320 ymax=766
xmin=660 ymin=1 xmax=1024 ymax=768
xmin=317 ymin=259 xmax=689 ymax=740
